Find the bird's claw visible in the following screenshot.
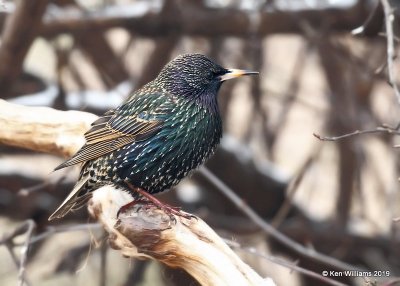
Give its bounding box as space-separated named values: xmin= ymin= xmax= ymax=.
xmin=116 ymin=198 xmax=196 ymax=223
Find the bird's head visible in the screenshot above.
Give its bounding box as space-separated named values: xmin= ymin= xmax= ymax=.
xmin=156 ymin=54 xmax=258 ymax=111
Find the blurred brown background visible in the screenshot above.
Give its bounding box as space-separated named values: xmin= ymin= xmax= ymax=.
xmin=1 ymin=0 xmax=400 ymax=285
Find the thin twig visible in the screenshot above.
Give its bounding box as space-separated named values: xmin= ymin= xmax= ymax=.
xmin=351 ymin=1 xmax=383 ymax=36
xmin=18 ymin=175 xmax=67 ymax=197
xmin=18 ymin=181 xmax=53 ymax=196
xmin=379 ymin=32 xmax=400 ymax=43
xmin=265 ymin=87 xmax=326 ymax=114
xmin=314 ymin=125 xmax=400 ymax=142
xmin=100 ymin=238 xmax=107 ymax=286
xmin=225 ymin=239 xmax=347 ymax=286
xmin=5 ymin=242 xmax=20 ymax=267
xmin=199 ymin=167 xmax=362 ymax=272
xmin=5 ymin=242 xmax=33 ymax=285
xmin=17 ymin=220 xmax=35 ymax=286
xmin=271 ymin=155 xmax=315 ymax=228
xmin=1 ymin=220 xmax=37 ymax=286
xmin=25 ymin=223 xmax=102 ymax=245
xmin=380 ymin=0 xmax=400 ymax=105
xmin=0 ymin=220 xmax=33 ymax=245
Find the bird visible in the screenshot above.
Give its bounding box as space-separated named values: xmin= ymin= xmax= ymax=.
xmin=48 ymin=53 xmax=258 ymax=221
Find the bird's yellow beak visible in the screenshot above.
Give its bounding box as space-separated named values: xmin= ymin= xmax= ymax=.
xmin=220 ymin=69 xmax=259 ymax=81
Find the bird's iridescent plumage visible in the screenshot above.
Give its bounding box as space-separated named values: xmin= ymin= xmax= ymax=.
xmin=49 ymin=53 xmax=256 ymax=220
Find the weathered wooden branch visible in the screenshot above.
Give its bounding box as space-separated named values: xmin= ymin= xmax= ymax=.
xmin=0 ymin=99 xmax=96 ymax=157
xmin=89 ymin=186 xmax=274 ymax=286
xmin=0 ymin=99 xmax=274 ymax=286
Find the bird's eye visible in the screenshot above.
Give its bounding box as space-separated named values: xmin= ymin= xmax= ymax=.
xmin=207 ymin=72 xmax=216 ymax=81
xmin=210 ymin=70 xmax=223 ymax=80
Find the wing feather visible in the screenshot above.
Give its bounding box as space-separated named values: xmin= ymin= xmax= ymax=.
xmin=55 ymin=93 xmax=173 ymax=170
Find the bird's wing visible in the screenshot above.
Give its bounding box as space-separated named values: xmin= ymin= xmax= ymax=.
xmin=55 ymin=92 xmax=174 ymax=170
xmin=48 ymin=173 xmax=90 ymax=220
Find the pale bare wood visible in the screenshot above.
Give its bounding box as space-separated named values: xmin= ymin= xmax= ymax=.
xmin=89 ymin=186 xmax=274 ymax=286
xmin=0 ymin=100 xmax=274 ymax=286
xmin=0 ymin=99 xmax=97 ymax=157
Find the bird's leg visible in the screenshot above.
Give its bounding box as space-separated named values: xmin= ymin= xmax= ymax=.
xmin=121 ymin=181 xmax=195 ymax=221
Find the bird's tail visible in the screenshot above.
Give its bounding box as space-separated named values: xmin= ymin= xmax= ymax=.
xmin=48 ymin=175 xmax=91 ymax=221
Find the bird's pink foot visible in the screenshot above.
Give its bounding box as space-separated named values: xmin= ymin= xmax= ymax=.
xmin=121 ymin=181 xmax=196 ymax=221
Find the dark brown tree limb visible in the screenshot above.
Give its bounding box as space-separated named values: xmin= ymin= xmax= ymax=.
xmin=0 ymin=0 xmax=49 ymax=96
xmin=75 ymin=33 xmax=130 ymax=87
xmin=52 ymin=0 xmax=130 ymax=89
xmin=0 ymin=1 xmax=370 ymax=39
xmin=136 ymin=35 xmax=178 ymax=88
xmin=317 ymin=39 xmax=373 ymax=228
xmin=68 ymin=0 xmax=129 ymax=87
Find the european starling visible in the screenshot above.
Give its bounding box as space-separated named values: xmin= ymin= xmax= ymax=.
xmin=49 ymin=53 xmax=258 ymax=220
